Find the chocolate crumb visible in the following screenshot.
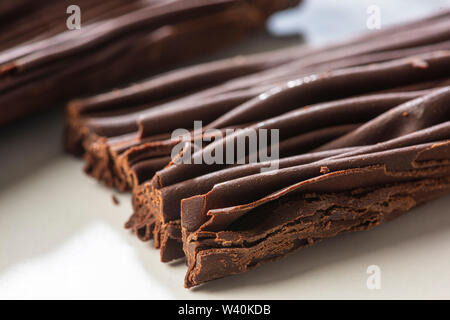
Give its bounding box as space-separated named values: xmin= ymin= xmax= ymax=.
xmin=320 ymin=166 xmax=330 ymax=174
xmin=402 ymin=111 xmax=409 ymax=117
xmin=112 ymin=195 xmax=120 ymax=206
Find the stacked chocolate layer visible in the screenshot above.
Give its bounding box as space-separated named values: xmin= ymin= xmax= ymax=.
xmin=0 ymin=0 xmax=299 ymax=126
xmin=128 ymin=51 xmax=450 ymax=264
xmin=65 ymin=10 xmax=450 ymax=287
xmin=180 ymin=87 xmax=450 ymax=287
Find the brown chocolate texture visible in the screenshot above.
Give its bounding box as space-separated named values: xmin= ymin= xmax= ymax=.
xmin=66 ymin=10 xmax=450 ymax=190
xmin=126 ymin=51 xmax=450 ymax=263
xmin=62 ymin=10 xmax=450 ymax=287
xmin=0 ymin=0 xmax=300 ymax=126
xmin=180 ymin=85 xmax=450 ymax=286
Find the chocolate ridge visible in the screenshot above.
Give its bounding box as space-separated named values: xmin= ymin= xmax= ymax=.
xmin=183 ymin=176 xmax=450 ymax=287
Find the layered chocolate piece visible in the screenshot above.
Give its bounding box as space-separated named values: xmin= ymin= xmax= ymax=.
xmin=63 ymin=10 xmax=450 ymax=287
xmin=0 ymin=0 xmax=300 ymax=126
xmin=181 ymin=87 xmax=450 ymax=287
xmin=127 ymin=51 xmax=450 ymax=263
xmin=64 ymin=10 xmax=450 ymax=267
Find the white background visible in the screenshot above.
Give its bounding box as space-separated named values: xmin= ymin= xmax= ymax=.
xmin=0 ymin=0 xmax=449 ymax=299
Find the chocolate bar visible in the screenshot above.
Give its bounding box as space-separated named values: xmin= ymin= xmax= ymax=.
xmin=0 ymin=0 xmax=300 ymax=126
xmin=181 ymin=87 xmax=450 ymax=287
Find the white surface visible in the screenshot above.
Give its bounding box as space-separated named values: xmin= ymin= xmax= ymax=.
xmin=269 ymin=0 xmax=450 ymax=44
xmin=1 ymin=0 xmax=450 ymax=299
